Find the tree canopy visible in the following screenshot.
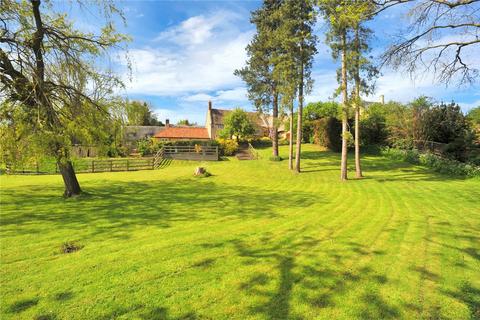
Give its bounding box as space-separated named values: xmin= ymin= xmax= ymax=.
xmin=0 ymin=0 xmax=129 ymax=196
xmin=219 ymin=108 xmax=255 ymax=141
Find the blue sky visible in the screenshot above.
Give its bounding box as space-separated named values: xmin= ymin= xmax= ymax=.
xmin=60 ymin=0 xmax=480 ymax=125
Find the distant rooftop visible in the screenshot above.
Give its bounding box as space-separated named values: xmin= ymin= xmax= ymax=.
xmin=153 ymin=126 xmax=209 ymax=139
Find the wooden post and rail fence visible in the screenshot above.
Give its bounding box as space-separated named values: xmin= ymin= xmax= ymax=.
xmin=5 ymin=145 xmax=219 ymax=175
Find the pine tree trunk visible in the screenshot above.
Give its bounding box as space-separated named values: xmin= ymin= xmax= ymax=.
xmin=340 ymin=30 xmax=348 ymax=181
xmin=295 ymin=59 xmax=304 ymax=173
xmin=58 ymin=161 xmax=82 ymax=197
xmin=272 ymin=90 xmax=279 ymax=158
xmin=354 ymin=106 xmax=362 ymax=178
xmin=354 ymin=25 xmax=363 ymax=178
xmin=288 ymin=102 xmax=294 ymax=170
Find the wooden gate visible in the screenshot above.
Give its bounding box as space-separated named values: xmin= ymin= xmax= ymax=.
xmin=162 ymin=145 xmax=219 ymax=161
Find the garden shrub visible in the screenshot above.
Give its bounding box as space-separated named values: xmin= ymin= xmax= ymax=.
xmin=381 ymin=147 xmax=480 ymax=177
xmin=360 ymin=114 xmax=388 ymax=146
xmin=269 ymin=156 xmax=282 ymax=161
xmin=313 ymin=117 xmax=342 ymax=152
xmin=216 ymin=138 xmax=238 ymax=156
xmin=136 ymin=138 xmax=152 ymax=156
xmin=251 ymin=137 xmax=272 ymax=148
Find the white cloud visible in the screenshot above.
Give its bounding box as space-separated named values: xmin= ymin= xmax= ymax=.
xmin=119 ymin=10 xmax=252 ymax=96
xmin=181 ymin=87 xmax=248 ymax=106
xmin=182 ymin=93 xmax=214 ymax=102
xmin=216 ymin=87 xmax=248 ymax=101
xmin=154 ymin=12 xmax=238 ymax=46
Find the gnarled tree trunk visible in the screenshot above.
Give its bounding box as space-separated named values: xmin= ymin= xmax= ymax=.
xmin=58 ymin=161 xmax=81 ymax=197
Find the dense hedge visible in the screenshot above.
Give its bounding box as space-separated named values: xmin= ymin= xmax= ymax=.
xmin=313 ymin=117 xmax=342 ymax=152
xmin=381 ymin=147 xmax=480 ymax=177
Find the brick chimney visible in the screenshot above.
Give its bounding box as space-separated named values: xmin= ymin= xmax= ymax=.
xmin=207 ymin=100 xmax=214 ymax=139
xmin=165 ymin=119 xmax=170 ymax=127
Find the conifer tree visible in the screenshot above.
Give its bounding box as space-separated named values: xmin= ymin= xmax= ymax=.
xmin=276 ymin=0 xmax=317 ymax=172
xmin=348 ymin=2 xmax=378 ymax=178
xmin=235 ymin=0 xmax=282 ymax=158
xmin=320 ymin=0 xmax=376 ymax=180
xmin=320 ymin=1 xmax=352 ymax=180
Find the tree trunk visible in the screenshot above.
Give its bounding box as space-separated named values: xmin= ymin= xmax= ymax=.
xmin=288 ymin=101 xmax=294 ymax=170
xmin=58 ymin=161 xmax=82 ymax=197
xmin=295 ymin=58 xmax=304 ymax=173
xmin=354 ymin=25 xmax=363 ymax=178
xmin=340 ymin=29 xmax=348 ymax=181
xmin=272 ymin=89 xmax=279 ymax=157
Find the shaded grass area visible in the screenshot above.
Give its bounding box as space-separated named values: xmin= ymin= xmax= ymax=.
xmin=1 ymin=144 xmax=479 ymax=319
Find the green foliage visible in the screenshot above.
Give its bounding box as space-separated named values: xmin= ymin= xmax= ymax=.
xmin=360 ymin=111 xmax=388 ymax=146
xmin=216 ymin=139 xmax=239 ymax=156
xmin=382 ymin=147 xmax=480 ymax=177
xmin=219 ymin=108 xmax=255 ymax=141
xmin=285 ymin=101 xmax=341 ymax=143
xmin=269 ymin=155 xmax=283 ymax=161
xmin=176 ymin=119 xmax=196 ymax=126
xmin=466 ymin=106 xmax=480 ymax=126
xmin=125 ymin=100 xmax=162 ymax=126
xmin=313 ymin=117 xmax=342 ymax=152
xmin=304 ymin=101 xmax=341 ymax=120
xmin=251 ymin=137 xmax=273 ymax=148
xmin=136 ymin=138 xmax=152 ymax=156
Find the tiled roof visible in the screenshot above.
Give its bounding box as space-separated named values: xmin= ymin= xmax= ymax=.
xmin=153 ymin=126 xmax=209 ymax=139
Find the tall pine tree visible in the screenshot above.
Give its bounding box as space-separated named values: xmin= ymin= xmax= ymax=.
xmin=348 ymin=1 xmax=378 ymax=178
xmin=235 ymin=0 xmax=282 ymax=158
xmin=275 ymin=0 xmax=317 ymax=173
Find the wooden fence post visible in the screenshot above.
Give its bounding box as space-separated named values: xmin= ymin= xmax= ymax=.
xmin=92 ymin=160 xmax=95 ymax=173
xmin=36 ymin=161 xmax=39 ymax=174
xmin=126 ymin=159 xmax=129 ymax=171
xmin=110 ymin=160 xmax=113 ymax=172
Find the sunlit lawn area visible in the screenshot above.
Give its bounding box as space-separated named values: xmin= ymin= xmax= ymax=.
xmin=1 ymin=144 xmax=479 ymax=319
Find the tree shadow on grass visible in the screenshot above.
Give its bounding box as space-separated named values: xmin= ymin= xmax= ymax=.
xmin=223 ymin=229 xmax=398 ymax=320
xmin=298 ymin=149 xmax=470 ymax=182
xmin=0 ymin=178 xmax=316 ymax=240
xmin=8 ymin=298 xmax=38 ymax=313
xmin=443 ymin=281 xmax=480 ymax=319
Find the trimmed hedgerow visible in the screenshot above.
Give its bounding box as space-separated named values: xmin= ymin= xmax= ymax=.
xmin=381 ymin=147 xmax=480 ymax=177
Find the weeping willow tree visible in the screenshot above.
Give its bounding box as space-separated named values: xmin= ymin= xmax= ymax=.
xmin=0 ymin=0 xmax=129 ymax=196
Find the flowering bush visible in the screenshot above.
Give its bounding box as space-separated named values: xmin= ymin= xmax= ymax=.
xmin=216 ymin=138 xmax=238 ymax=156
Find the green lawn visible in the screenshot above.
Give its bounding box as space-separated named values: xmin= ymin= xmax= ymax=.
xmin=1 ymin=144 xmax=479 ymax=320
